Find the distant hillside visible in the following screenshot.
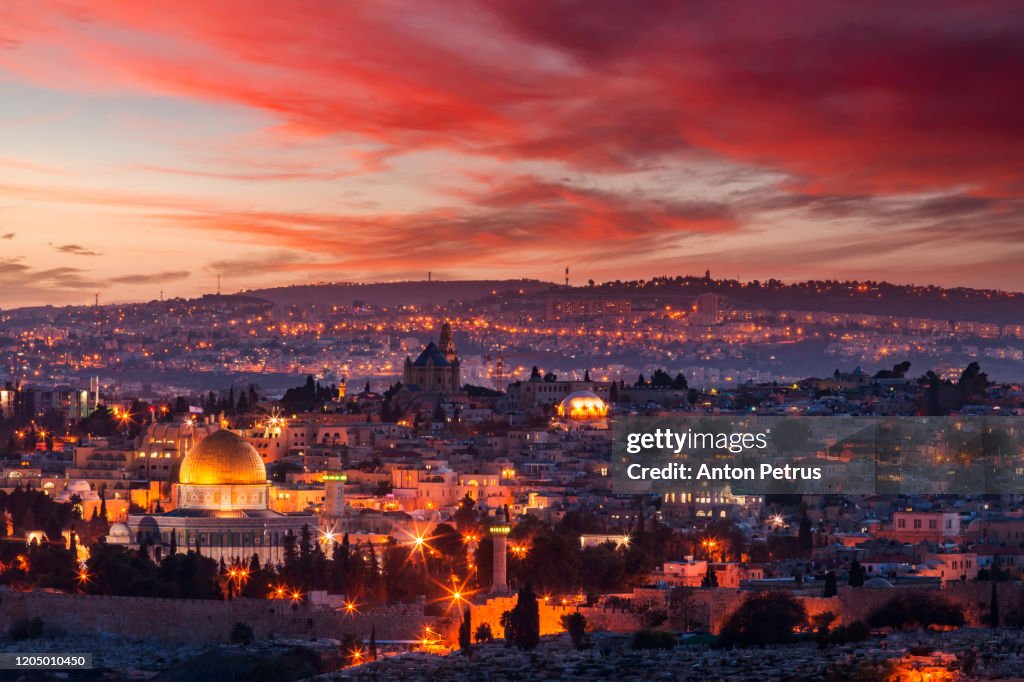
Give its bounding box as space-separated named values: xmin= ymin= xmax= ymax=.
xmin=242 ymin=279 xmax=554 ymax=307
xmin=582 ymin=276 xmax=1024 ymax=324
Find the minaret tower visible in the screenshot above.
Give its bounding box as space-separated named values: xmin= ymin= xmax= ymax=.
xmin=489 ymin=509 xmax=512 ymax=595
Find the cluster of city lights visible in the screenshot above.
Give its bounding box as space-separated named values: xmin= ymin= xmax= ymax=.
xmin=269 ymin=584 xmax=304 ymax=603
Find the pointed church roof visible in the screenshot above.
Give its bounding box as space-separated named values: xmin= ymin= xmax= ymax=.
xmin=411 ymin=341 xmax=450 ymax=367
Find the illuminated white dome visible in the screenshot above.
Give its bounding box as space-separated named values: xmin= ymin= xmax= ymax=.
xmin=68 ymin=480 xmax=92 ymax=494
xmin=557 ymin=391 xmax=608 ymax=420
xmin=107 ymin=522 xmax=132 ymax=544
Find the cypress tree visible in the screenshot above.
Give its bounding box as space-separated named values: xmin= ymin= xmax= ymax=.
xmin=823 ymin=570 xmax=837 ymax=598
xmin=798 ymin=508 xmax=812 ymax=550
xmin=513 ymin=584 xmax=540 ymax=650
xmin=848 ymin=560 xmax=865 ymax=587
xmin=990 ymin=580 xmax=1000 ymax=628
xmin=459 ymin=607 xmax=473 ymax=655
xmin=701 ymin=564 xmax=718 ymax=587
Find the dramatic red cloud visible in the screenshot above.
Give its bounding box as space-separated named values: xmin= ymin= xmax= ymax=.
xmin=2 ymin=0 xmax=1024 ymax=300
xmin=6 ymin=0 xmax=1023 ymax=195
xmin=160 ymin=174 xmax=738 ymax=274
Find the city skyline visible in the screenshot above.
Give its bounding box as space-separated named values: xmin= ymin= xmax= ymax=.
xmin=3 ymin=1 xmax=1024 ymax=306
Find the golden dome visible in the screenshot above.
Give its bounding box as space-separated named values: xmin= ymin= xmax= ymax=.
xmin=557 ymin=390 xmax=608 ymax=420
xmin=178 ymin=430 xmax=266 ymax=485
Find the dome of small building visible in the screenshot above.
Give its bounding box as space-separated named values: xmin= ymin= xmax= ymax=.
xmin=864 ymin=576 xmax=894 ymax=588
xmin=557 ymin=391 xmax=608 ymax=420
xmin=108 ymin=522 xmax=130 ymax=538
xmin=178 ymin=429 xmax=266 ymax=485
xmin=67 ymin=480 xmax=92 ymax=494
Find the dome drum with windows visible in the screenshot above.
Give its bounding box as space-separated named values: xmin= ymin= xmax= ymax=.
xmin=557 ymin=390 xmax=608 ymax=420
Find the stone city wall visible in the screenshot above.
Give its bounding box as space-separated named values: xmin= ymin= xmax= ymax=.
xmin=468 ymin=596 xmax=639 ymax=640
xmin=4 ymin=581 xmax=1019 ymax=646
xmin=0 ymin=592 xmax=452 ymax=643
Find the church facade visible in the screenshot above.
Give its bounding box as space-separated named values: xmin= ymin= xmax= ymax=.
xmin=402 ymin=321 xmax=461 ymax=392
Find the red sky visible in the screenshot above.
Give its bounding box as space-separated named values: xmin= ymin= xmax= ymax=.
xmin=1 ymin=1 xmax=1023 ymax=305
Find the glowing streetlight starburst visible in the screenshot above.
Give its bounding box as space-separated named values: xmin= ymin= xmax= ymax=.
xmin=403 ymin=525 xmax=437 ymax=561
xmin=431 ymin=575 xmax=476 ymax=614
xmin=509 ymin=542 xmax=529 ymax=559
xmin=319 ymin=521 xmax=339 ymax=546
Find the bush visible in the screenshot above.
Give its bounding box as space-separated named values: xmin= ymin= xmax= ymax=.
xmin=718 ymin=591 xmax=807 ymax=647
xmin=230 ymin=621 xmax=255 ymax=645
xmin=474 ymin=623 xmax=493 ymax=643
xmin=8 ymin=617 xmax=44 ymax=641
xmin=867 ymin=593 xmax=964 ymax=631
xmin=631 ymin=629 xmax=677 ymax=650
xmin=561 ymin=612 xmax=588 ymax=650
xmin=845 ymin=620 xmax=870 ymax=642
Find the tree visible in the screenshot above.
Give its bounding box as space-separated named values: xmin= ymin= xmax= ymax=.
xmin=701 ymin=564 xmax=718 ymax=587
xmin=453 ymin=494 xmax=479 ymax=532
xmin=562 ymin=612 xmax=587 ymax=650
xmin=158 ymin=552 xmax=222 ymax=599
xmin=668 ymin=586 xmax=698 ymax=631
xmin=475 ymin=623 xmax=493 ymax=643
xmin=650 ymin=369 xmax=673 ymax=388
xmin=369 ymin=625 xmax=378 ymax=661
xmin=798 ymin=508 xmax=813 ymax=551
xmin=330 ymin=534 xmax=350 ymax=594
xmin=458 ymin=607 xmax=473 ymax=655
xmin=631 ymin=629 xmax=676 ymax=650
xmin=823 ymin=571 xmax=837 ymax=598
xmin=500 ymin=609 xmax=516 ymax=647
xmin=868 ymin=592 xmax=964 ymax=631
xmin=718 ymin=591 xmax=807 ymax=647
xmin=848 ymin=560 xmax=865 ymax=587
xmin=508 ymin=584 xmax=540 ymax=650
xmin=282 ymin=529 xmax=298 ymax=578
xmin=632 ymin=599 xmax=667 ymax=629
xmin=990 ymin=580 xmax=1000 ymax=628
